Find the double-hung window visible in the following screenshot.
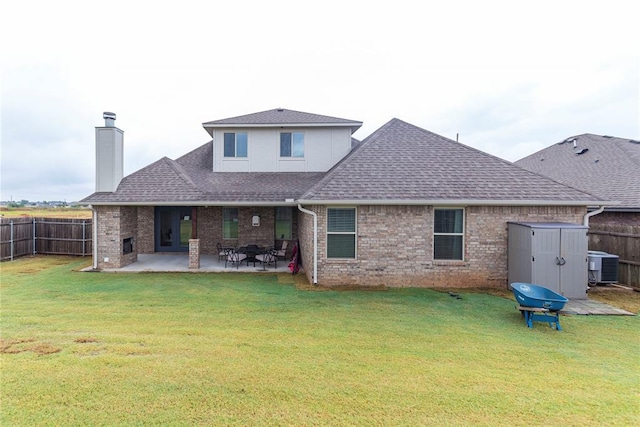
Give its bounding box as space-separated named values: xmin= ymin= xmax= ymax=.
xmin=327 ymin=208 xmax=356 ymax=258
xmin=224 ymin=132 xmax=248 ymax=157
xmin=280 ymin=132 xmax=304 ymax=157
xmin=223 ymin=208 xmax=239 ymax=239
xmin=434 ymin=208 xmax=464 ymax=260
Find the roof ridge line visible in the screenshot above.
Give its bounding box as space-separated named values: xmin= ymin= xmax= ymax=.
xmin=300 ymin=120 xmax=388 ymax=199
xmin=162 ymin=157 xmax=201 ymax=192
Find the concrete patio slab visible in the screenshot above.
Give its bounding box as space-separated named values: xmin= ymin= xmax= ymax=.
xmin=561 ymin=299 xmax=634 ymax=316
xmin=89 ymin=254 xmax=292 ymax=274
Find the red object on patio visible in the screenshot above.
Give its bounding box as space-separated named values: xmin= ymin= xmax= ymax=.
xmin=288 ymin=240 xmax=300 ymax=274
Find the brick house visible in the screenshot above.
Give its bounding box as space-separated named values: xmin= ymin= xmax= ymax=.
xmin=82 ymin=109 xmax=608 ymax=288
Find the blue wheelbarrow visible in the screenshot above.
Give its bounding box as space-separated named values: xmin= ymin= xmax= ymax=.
xmin=510 ymin=283 xmax=568 ymax=330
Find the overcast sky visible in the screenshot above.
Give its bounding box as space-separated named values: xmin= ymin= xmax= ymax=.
xmin=1 ymin=0 xmax=638 ymax=202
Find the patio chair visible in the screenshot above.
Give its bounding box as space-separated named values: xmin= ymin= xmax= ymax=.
xmin=217 ymin=243 xmax=227 ymax=262
xmin=256 ymin=249 xmax=278 ymax=270
xmin=275 ymin=240 xmax=288 ymax=260
xmin=225 ymin=249 xmax=247 ymax=269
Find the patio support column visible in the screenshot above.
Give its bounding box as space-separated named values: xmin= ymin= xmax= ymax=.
xmin=189 ymin=239 xmax=200 ymax=269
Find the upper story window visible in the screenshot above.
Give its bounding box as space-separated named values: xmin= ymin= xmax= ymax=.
xmin=224 ymin=132 xmax=248 ymax=157
xmin=434 ymin=208 xmax=464 ymax=260
xmin=280 ymin=132 xmax=304 ymax=157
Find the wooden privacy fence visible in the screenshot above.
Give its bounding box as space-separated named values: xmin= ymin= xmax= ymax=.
xmin=0 ymin=217 xmax=92 ymax=261
xmin=588 ymin=224 xmax=640 ymax=288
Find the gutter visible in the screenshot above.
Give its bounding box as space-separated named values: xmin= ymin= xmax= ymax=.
xmin=92 ymin=207 xmax=98 ymax=270
xmin=297 ymin=204 xmax=318 ymax=285
xmin=583 ymin=205 xmax=605 ymax=227
xmin=84 ymin=201 xmax=300 ymax=207
xmin=296 ymin=199 xmax=614 ymax=207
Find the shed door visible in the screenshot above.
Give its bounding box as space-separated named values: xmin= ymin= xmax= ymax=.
xmin=530 ymin=228 xmax=561 ymax=293
xmin=559 ymin=228 xmax=588 ymax=298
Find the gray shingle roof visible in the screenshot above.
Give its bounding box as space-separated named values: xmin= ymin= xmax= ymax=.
xmin=82 ymin=115 xmax=608 ymax=207
xmin=82 ymin=141 xmax=325 ymax=205
xmin=82 ymin=157 xmax=205 ymax=204
xmin=515 ymin=134 xmax=640 ymax=210
xmin=300 ymin=119 xmax=605 ymax=204
xmin=202 ymin=108 xmax=362 ymax=133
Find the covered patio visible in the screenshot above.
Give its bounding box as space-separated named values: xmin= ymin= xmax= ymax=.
xmin=95 ymin=253 xmax=294 ymax=273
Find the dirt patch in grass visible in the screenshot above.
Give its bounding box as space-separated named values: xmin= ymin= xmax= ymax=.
xmin=0 ymin=255 xmax=84 ymax=275
xmin=1 ymin=338 xmax=61 ymax=355
xmin=435 ymin=286 xmax=513 ymax=300
xmin=290 ymin=273 xmax=387 ymax=291
xmin=74 ymin=337 xmax=99 ymax=343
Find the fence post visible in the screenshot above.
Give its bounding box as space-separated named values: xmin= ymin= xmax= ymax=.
xmin=10 ymin=220 xmax=14 ymax=261
xmin=33 ymin=217 xmax=36 ymax=255
xmin=82 ymin=221 xmax=86 ymax=256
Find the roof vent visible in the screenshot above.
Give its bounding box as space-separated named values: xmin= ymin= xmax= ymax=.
xmin=575 ymin=148 xmax=589 ymax=155
xmin=277 ymin=108 xmax=284 ymax=112
xmin=103 ymin=112 xmax=116 ymax=127
xmin=559 ymin=136 xmax=577 ymax=145
xmin=629 ymin=139 xmax=640 ymax=144
xmin=603 ymin=135 xmax=613 ymax=138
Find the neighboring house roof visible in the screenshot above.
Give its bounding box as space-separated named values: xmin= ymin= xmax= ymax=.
xmin=81 ymin=115 xmax=608 ymax=207
xmin=515 ymin=134 xmax=640 ymax=210
xmin=202 ymin=108 xmax=363 ymax=135
xmin=300 ymin=119 xmax=605 ymax=205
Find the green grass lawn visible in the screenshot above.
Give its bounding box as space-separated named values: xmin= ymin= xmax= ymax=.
xmin=1 ymin=257 xmax=638 ymax=426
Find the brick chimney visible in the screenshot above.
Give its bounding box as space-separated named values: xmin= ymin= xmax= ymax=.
xmin=95 ymin=112 xmax=123 ymax=192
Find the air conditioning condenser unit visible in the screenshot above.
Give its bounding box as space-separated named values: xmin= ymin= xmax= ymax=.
xmin=588 ymin=251 xmax=619 ymax=284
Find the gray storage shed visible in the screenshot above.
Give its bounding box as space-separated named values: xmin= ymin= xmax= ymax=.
xmin=508 ymin=222 xmax=588 ymax=299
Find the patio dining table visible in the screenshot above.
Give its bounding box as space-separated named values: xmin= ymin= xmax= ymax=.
xmin=238 ymin=245 xmax=266 ymax=267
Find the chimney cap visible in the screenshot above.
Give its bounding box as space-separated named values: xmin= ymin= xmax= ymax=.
xmin=103 ymin=112 xmax=116 ymax=120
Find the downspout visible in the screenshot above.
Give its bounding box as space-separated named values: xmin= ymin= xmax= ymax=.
xmin=92 ymin=207 xmax=98 ymax=270
xmin=297 ymin=204 xmax=318 ymax=285
xmin=583 ymin=205 xmax=605 ymax=227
